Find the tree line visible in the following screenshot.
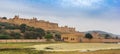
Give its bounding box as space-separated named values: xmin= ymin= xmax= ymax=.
xmin=0 ymin=22 xmax=61 ymax=40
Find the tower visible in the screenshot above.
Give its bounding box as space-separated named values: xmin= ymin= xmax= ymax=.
xmin=13 ymin=15 xmax=19 ymax=19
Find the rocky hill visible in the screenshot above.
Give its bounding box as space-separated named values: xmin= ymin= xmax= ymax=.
xmin=86 ymin=30 xmax=120 ymax=39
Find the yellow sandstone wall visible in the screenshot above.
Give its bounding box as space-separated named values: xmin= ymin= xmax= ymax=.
xmin=61 ymin=32 xmax=85 ymax=42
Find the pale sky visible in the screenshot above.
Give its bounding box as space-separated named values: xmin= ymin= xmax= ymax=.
xmin=0 ymin=0 xmax=120 ymax=35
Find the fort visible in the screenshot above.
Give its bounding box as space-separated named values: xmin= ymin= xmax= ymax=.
xmin=0 ymin=15 xmax=76 ymax=33
xmin=0 ymin=15 xmax=120 ymax=43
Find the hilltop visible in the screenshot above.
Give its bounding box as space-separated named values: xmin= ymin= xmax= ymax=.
xmin=0 ymin=15 xmax=76 ymax=33
xmin=86 ymin=30 xmax=120 ymax=39
xmin=0 ymin=15 xmax=119 ymax=43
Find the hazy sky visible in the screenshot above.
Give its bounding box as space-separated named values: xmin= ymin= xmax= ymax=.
xmin=0 ymin=0 xmax=120 ymax=34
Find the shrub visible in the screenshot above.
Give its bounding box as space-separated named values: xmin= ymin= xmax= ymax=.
xmin=0 ymin=34 xmax=10 ymax=39
xmin=85 ymin=33 xmax=93 ymax=39
xmin=9 ymin=32 xmax=21 ymax=39
xmin=44 ymin=34 xmax=53 ymax=41
xmin=20 ymin=24 xmax=27 ymax=33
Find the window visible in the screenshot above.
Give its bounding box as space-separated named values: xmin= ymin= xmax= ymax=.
xmin=71 ymin=38 xmax=75 ymax=40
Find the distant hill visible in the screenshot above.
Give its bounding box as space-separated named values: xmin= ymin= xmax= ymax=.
xmin=85 ymin=30 xmax=120 ymax=39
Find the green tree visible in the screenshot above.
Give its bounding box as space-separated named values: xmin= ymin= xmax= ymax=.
xmin=44 ymin=34 xmax=53 ymax=41
xmin=0 ymin=34 xmax=10 ymax=39
xmin=105 ymin=34 xmax=110 ymax=39
xmin=85 ymin=33 xmax=93 ymax=39
xmin=54 ymin=34 xmax=61 ymax=41
xmin=24 ymin=31 xmax=40 ymax=39
xmin=5 ymin=25 xmax=16 ymax=29
xmin=2 ymin=17 xmax=7 ymax=19
xmin=34 ymin=28 xmax=45 ymax=38
xmin=24 ymin=32 xmax=34 ymax=39
xmin=20 ymin=24 xmax=26 ymax=33
xmin=0 ymin=30 xmax=9 ymax=35
xmin=9 ymin=32 xmax=21 ymax=39
xmin=0 ymin=22 xmax=10 ymax=27
xmin=26 ymin=26 xmax=35 ymax=31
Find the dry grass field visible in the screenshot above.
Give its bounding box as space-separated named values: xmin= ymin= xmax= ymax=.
xmin=44 ymin=49 xmax=120 ymax=54
xmin=29 ymin=43 xmax=120 ymax=52
xmin=0 ymin=43 xmax=120 ymax=54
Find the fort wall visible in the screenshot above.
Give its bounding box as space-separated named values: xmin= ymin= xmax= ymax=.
xmin=0 ymin=15 xmax=76 ymax=33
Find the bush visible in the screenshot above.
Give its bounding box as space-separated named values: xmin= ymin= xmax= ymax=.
xmin=2 ymin=17 xmax=7 ymax=19
xmin=85 ymin=33 xmax=93 ymax=39
xmin=44 ymin=34 xmax=53 ymax=41
xmin=44 ymin=47 xmax=53 ymax=50
xmin=9 ymin=32 xmax=21 ymax=39
xmin=105 ymin=34 xmax=110 ymax=39
xmin=24 ymin=31 xmax=40 ymax=39
xmin=20 ymin=24 xmax=27 ymax=33
xmin=0 ymin=22 xmax=19 ymax=30
xmin=26 ymin=26 xmax=35 ymax=31
xmin=0 ymin=22 xmax=10 ymax=26
xmin=54 ymin=34 xmax=61 ymax=41
xmin=0 ymin=34 xmax=10 ymax=39
xmin=34 ymin=28 xmax=45 ymax=36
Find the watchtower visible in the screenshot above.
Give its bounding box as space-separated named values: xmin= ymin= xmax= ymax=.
xmin=13 ymin=15 xmax=19 ymax=19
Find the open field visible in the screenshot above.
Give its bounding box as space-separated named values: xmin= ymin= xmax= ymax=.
xmin=0 ymin=49 xmax=120 ymax=54
xmin=0 ymin=42 xmax=62 ymax=48
xmin=0 ymin=42 xmax=120 ymax=54
xmin=29 ymin=43 xmax=120 ymax=52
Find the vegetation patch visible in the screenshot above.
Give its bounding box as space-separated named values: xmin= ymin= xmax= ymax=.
xmin=0 ymin=48 xmax=41 ymax=54
xmin=44 ymin=47 xmax=54 ymax=50
xmin=0 ymin=22 xmax=61 ymax=41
